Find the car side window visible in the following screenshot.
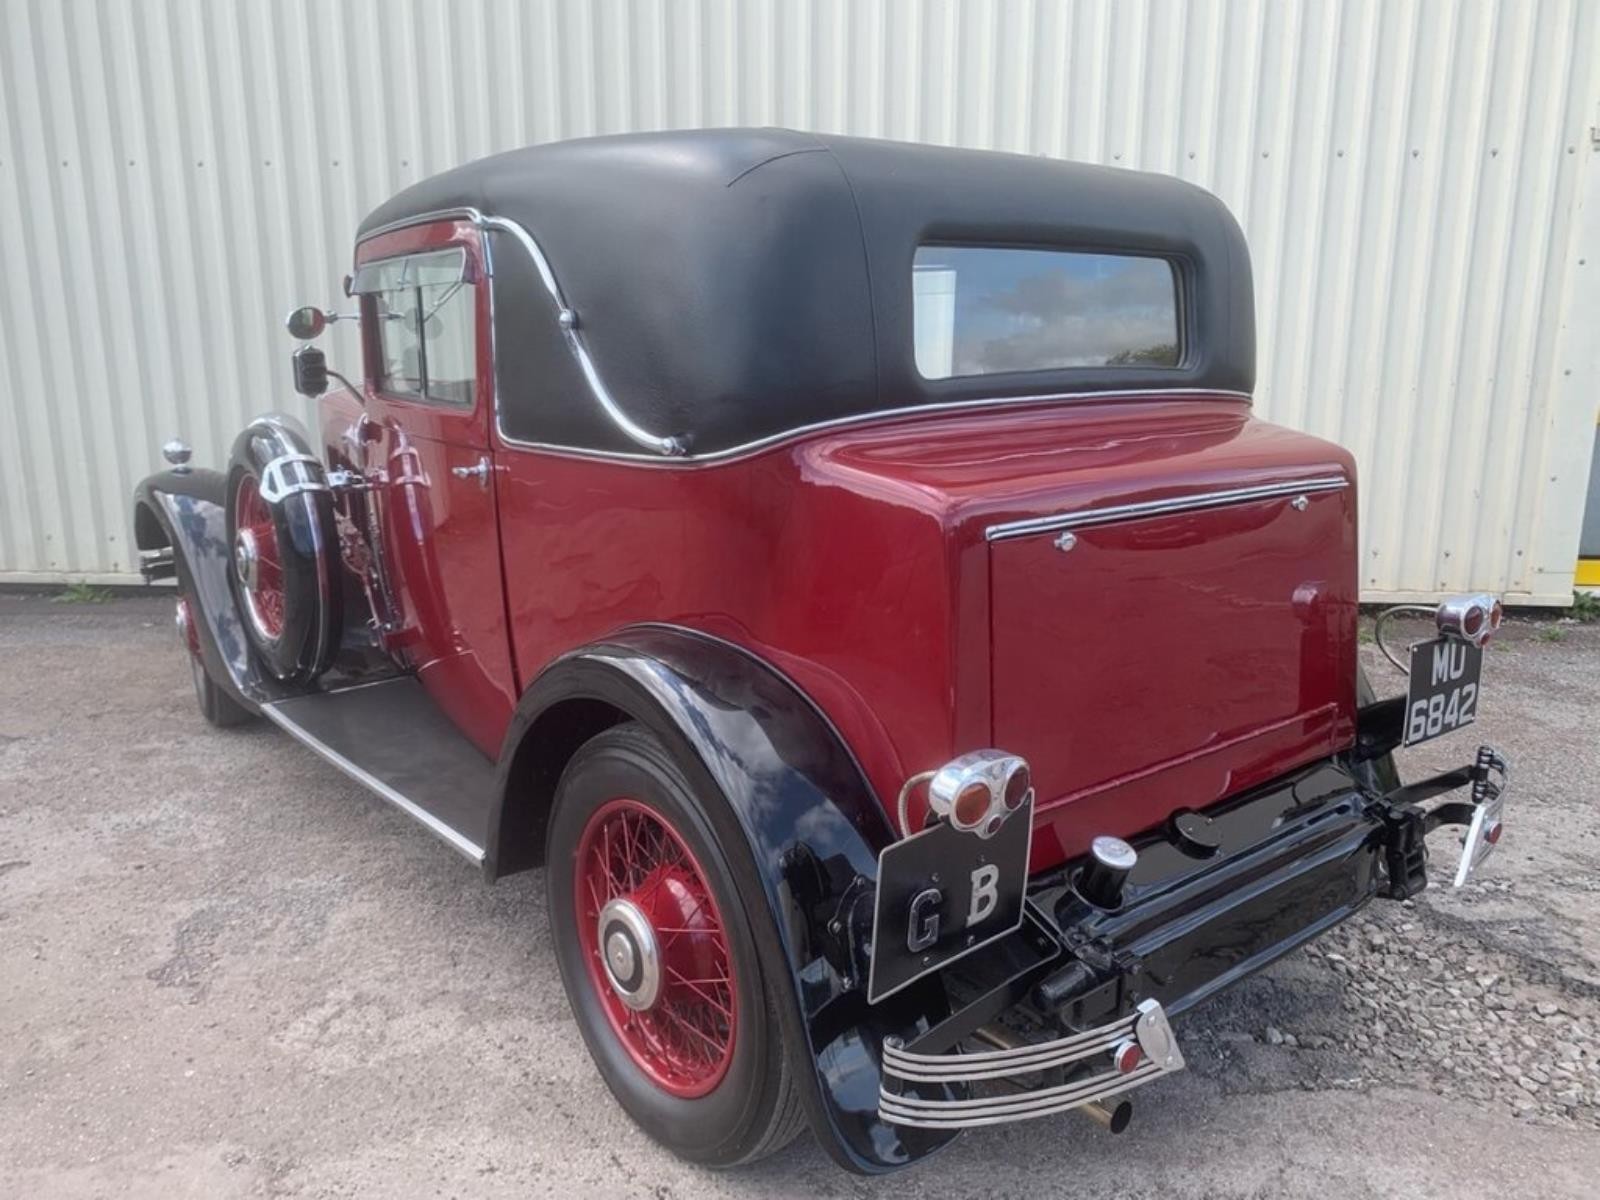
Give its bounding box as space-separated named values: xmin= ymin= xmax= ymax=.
xmin=362 ymin=249 xmax=476 ymax=406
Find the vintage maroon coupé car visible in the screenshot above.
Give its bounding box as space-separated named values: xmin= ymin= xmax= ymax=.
xmin=134 ymin=130 xmax=1511 ymax=1172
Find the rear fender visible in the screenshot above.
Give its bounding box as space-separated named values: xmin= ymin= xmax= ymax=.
xmin=489 ymin=625 xmax=957 ymax=1173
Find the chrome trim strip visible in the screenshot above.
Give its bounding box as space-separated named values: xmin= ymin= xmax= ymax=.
xmin=315 ymin=674 xmax=409 ymax=696
xmin=259 ymin=700 xmax=486 ymax=865
xmin=878 ymin=1059 xmax=1167 ymax=1129
xmin=480 ymin=215 xmax=686 ymax=457
xmin=495 ymin=386 xmax=1255 ymax=468
xmin=984 ymin=475 xmax=1349 ymax=543
xmin=883 ymin=1013 xmax=1139 ymax=1083
xmin=354 ymin=206 xmax=1253 ymax=468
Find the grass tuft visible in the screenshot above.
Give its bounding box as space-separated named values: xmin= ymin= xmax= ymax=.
xmin=51 ymin=581 xmax=113 ymax=605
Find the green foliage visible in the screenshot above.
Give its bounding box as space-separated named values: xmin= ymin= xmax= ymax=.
xmin=52 ymin=581 xmax=113 ymax=605
xmin=1537 ymin=626 xmax=1567 ymax=644
xmin=1570 ymin=590 xmax=1600 ymax=623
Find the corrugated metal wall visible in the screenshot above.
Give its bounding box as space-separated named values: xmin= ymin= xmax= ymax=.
xmin=2 ymin=0 xmax=1597 ymax=601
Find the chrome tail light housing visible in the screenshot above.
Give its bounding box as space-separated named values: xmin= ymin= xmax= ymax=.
xmin=1435 ymin=592 xmax=1503 ymax=648
xmin=925 ymin=750 xmax=1034 ymax=839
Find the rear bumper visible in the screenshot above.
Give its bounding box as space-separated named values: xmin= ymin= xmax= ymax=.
xmin=875 ymin=745 xmax=1509 ymax=1132
xmin=881 ymin=997 xmax=1184 ymax=1128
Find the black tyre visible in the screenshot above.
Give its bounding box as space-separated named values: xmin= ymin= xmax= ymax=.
xmin=546 ymin=722 xmax=806 ymax=1166
xmin=190 ymin=652 xmax=253 ymax=727
xmin=225 ymin=418 xmax=340 ymax=686
xmin=175 ymin=591 xmax=252 ymax=728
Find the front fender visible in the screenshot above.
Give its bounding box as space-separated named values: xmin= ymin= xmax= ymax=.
xmin=133 ymin=468 xmax=272 ymax=710
xmin=490 ymin=626 xmax=957 ymax=1173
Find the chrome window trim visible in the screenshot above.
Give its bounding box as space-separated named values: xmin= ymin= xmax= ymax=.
xmin=479 ymin=215 xmax=686 ymax=457
xmin=984 ymin=475 xmax=1350 ymax=543
xmin=491 ymin=385 xmax=1256 ymax=469
xmin=353 ymin=207 xmax=1254 ymax=469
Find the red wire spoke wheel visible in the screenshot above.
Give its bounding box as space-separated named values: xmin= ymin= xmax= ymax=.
xmin=574 ymin=798 xmax=738 ymax=1097
xmin=546 ymin=722 xmax=805 ymax=1166
xmin=224 ymin=419 xmax=340 ymax=686
xmin=232 ymin=473 xmax=287 ymax=642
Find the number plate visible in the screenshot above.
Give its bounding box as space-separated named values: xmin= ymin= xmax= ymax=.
xmin=866 ymin=795 xmax=1033 ymax=1004
xmin=1404 ymin=636 xmax=1483 ymax=747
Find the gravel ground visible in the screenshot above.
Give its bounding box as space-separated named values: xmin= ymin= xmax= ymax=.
xmin=2 ymin=591 xmax=1598 ymax=1198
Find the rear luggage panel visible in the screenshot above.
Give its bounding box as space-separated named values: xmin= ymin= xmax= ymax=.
xmin=989 ymin=479 xmax=1359 ymax=866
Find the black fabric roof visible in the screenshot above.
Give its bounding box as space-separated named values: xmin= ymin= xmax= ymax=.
xmin=357 ymin=129 xmax=1255 ymax=456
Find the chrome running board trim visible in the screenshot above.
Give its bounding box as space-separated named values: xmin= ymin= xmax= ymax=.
xmin=984 ymin=475 xmax=1349 ymax=542
xmin=878 ymin=998 xmax=1185 ymax=1129
xmin=260 ymin=699 xmax=487 ymax=865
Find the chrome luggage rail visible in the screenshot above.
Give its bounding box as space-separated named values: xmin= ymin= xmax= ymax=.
xmin=878 ymin=998 xmax=1185 ymax=1129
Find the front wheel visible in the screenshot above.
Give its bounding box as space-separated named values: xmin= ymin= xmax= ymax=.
xmin=175 ymin=592 xmax=252 ymax=728
xmin=546 ymin=722 xmax=806 ymax=1166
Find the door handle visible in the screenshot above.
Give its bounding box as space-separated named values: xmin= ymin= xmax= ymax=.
xmin=451 ymin=455 xmax=491 ymax=489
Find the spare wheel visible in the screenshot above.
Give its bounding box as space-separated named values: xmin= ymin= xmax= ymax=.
xmin=225 ymin=416 xmax=341 ymax=686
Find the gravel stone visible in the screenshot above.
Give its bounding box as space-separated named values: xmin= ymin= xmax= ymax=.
xmin=6 ymin=596 xmax=1600 ymax=1196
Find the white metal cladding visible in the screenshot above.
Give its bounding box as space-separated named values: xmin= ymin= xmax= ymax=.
xmin=0 ymin=0 xmax=1596 ymax=602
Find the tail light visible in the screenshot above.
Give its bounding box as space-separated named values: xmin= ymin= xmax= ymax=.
xmin=951 ymin=782 xmax=992 ymax=829
xmin=1436 ymin=592 xmax=1501 ymax=648
xmin=1002 ymin=762 xmax=1032 ymax=811
xmin=925 ymin=750 xmax=1034 ymax=839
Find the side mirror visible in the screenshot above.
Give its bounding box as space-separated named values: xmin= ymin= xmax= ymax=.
xmin=291 ymin=344 xmax=329 ymax=397
xmin=285 ymin=305 xmax=329 ymax=340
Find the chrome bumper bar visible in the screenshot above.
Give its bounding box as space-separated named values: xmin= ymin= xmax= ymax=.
xmin=1453 ymin=745 xmax=1510 ymax=887
xmin=878 ymin=998 xmax=1185 ymax=1129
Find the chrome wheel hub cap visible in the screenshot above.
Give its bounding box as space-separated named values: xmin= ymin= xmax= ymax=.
xmin=233 ymin=526 xmax=260 ymax=591
xmin=597 ymin=897 xmax=660 ymax=1011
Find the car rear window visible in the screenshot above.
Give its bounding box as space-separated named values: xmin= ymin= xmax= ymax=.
xmin=912 ymin=246 xmax=1180 ymax=380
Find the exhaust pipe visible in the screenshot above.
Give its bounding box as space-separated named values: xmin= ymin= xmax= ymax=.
xmin=1081 ymin=1095 xmax=1133 ymax=1134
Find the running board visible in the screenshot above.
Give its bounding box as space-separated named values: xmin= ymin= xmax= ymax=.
xmin=261 ymin=677 xmax=494 ymax=864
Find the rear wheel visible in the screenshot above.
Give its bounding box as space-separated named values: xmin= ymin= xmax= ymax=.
xmin=546 ymin=722 xmax=805 ymax=1166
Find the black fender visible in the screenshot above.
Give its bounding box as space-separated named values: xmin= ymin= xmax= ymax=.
xmin=1347 ymin=663 xmax=1403 ymax=795
xmin=133 ymin=468 xmax=293 ymax=711
xmin=488 ymin=625 xmax=958 ymax=1173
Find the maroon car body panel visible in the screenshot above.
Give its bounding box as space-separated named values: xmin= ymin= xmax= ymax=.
xmin=483 ymin=392 xmax=1356 ymax=873
xmin=321 ymin=218 xmax=1363 ymax=873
